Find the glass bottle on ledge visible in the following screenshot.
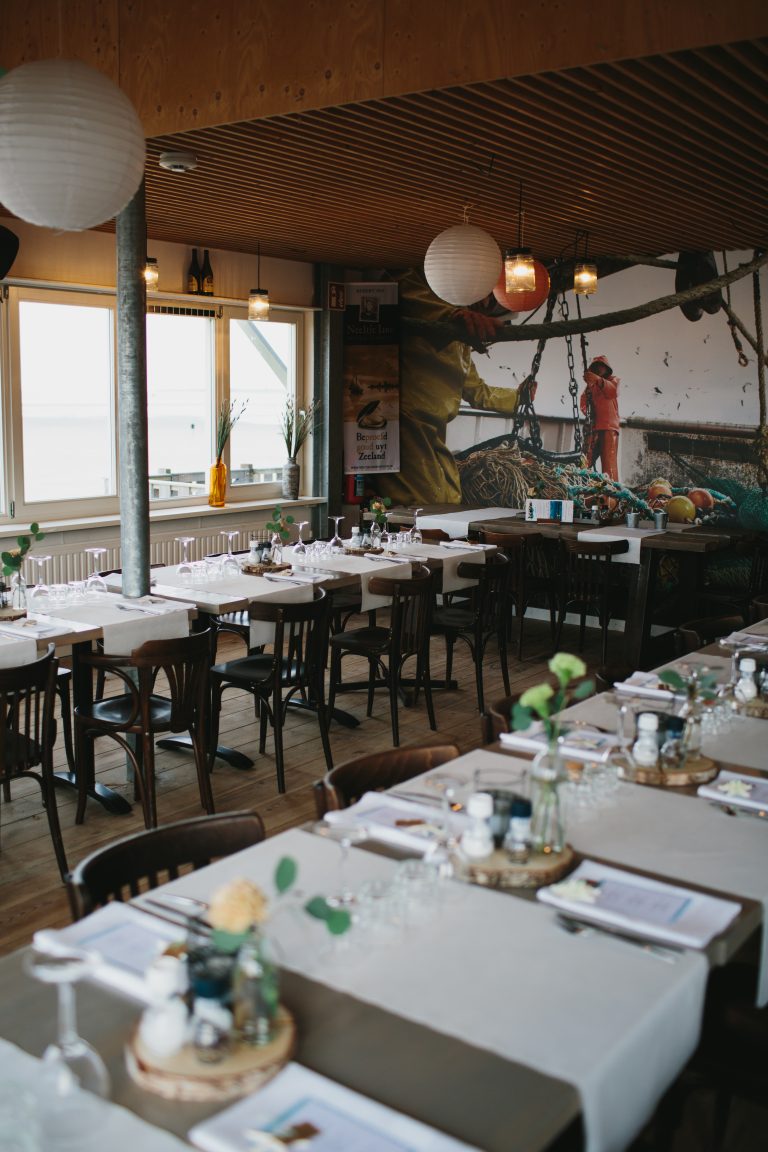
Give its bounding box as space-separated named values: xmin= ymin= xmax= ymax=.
xmin=187 ymin=248 xmax=202 ymax=295
xmin=201 ymin=249 xmax=214 ymax=296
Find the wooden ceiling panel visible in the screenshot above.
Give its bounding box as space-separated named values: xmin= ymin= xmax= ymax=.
xmin=141 ymin=40 xmax=768 ymax=268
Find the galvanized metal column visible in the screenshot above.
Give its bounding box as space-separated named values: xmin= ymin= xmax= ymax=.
xmin=116 ymin=179 xmax=150 ymax=597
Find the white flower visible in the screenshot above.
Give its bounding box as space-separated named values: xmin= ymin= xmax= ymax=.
xmin=717 ymin=779 xmax=753 ymax=798
xmin=549 ymin=878 xmax=599 ymax=904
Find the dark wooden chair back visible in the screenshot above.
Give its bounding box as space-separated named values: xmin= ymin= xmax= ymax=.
xmin=67 ymin=811 xmax=265 ymax=920
xmin=0 ymin=646 xmax=67 ymax=878
xmin=313 ymin=738 xmax=461 ymax=816
xmin=481 ymin=694 xmax=517 ymax=744
xmin=247 ymin=587 xmax=331 ymax=694
xmin=129 ymin=629 xmax=212 ymax=732
xmin=367 ymin=564 xmax=435 ymax=664
xmin=675 ymin=615 xmax=745 ymax=655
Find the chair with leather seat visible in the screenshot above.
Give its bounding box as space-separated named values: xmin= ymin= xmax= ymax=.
xmin=66 ymin=811 xmax=265 ymax=920
xmin=327 ymin=564 xmax=436 ymax=746
xmin=555 ymin=538 xmax=629 ymax=665
xmin=674 ymin=614 xmax=745 ymax=656
xmin=480 ymin=529 xmax=557 ymax=657
xmin=209 ymin=588 xmax=333 ymax=794
xmin=480 ymin=693 xmax=516 ymax=745
xmin=1 ymin=646 xmax=68 ymax=879
xmin=74 ymin=629 xmax=214 ymax=829
xmin=1 ymin=661 xmax=76 ymax=801
xmin=430 ymin=552 xmax=511 ymax=713
xmin=313 ymin=737 xmax=462 ymax=816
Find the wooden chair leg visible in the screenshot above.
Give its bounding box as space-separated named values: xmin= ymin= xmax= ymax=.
xmin=388 ymin=660 xmax=400 ymax=746
xmin=272 ymin=684 xmax=286 ymax=793
xmin=55 ymin=675 xmax=77 ymax=774
xmin=40 ymin=767 xmax=69 ymax=881
xmin=192 ymin=726 xmax=215 ymax=815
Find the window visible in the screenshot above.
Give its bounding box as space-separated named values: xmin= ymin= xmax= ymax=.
xmin=1 ymin=288 xmax=309 ymax=524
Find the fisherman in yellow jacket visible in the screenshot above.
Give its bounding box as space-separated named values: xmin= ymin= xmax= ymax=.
xmin=376 ymin=268 xmax=522 ymax=506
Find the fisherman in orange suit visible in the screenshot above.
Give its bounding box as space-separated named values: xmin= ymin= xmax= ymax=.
xmin=580 ymin=355 xmax=620 ymax=480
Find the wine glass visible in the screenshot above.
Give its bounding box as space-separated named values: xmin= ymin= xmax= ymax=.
xmin=293 ymin=521 xmax=309 ymax=557
xmin=25 ymin=946 xmax=110 ymax=1099
xmin=27 ymin=554 xmax=52 ymax=609
xmin=219 ymin=530 xmax=241 ymax=577
xmin=84 ymin=548 xmax=108 ymax=596
xmin=328 ymin=515 xmax=345 ymax=554
xmin=314 ymin=820 xmax=368 ymax=907
xmin=176 ymin=536 xmax=195 ymax=583
xmin=411 ymin=508 xmax=424 ymax=545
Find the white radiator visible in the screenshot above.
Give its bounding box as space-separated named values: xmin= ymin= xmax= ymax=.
xmin=42 ymin=525 xmax=264 ymax=583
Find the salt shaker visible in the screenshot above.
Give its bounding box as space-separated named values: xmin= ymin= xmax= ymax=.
xmin=460 ymin=792 xmax=494 ymax=859
xmin=632 ymin=712 xmax=659 ymax=769
xmin=734 ymin=657 xmax=758 ymax=704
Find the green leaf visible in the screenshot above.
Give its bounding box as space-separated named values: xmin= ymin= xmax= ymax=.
xmin=30 ymin=523 xmax=39 ymax=534
xmin=572 ymin=678 xmax=595 ymax=700
xmin=511 ymin=702 xmax=533 ymax=730
xmin=304 ymin=896 xmax=331 ymax=921
xmin=659 ymin=670 xmax=685 ymax=690
xmin=275 ymin=856 xmax=297 ymax=894
xmin=326 ymin=908 xmax=352 ymax=935
xmin=285 ymin=515 xmax=294 ymax=524
xmin=16 ymin=536 xmax=29 ymax=550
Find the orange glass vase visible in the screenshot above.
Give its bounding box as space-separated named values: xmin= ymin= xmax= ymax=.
xmin=209 ymin=460 xmax=227 ymax=507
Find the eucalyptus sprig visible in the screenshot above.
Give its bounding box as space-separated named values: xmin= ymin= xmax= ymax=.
xmin=1 ymin=523 xmax=45 ymax=576
xmin=658 ymin=666 xmax=719 ymax=703
xmin=274 ymin=854 xmax=350 ymax=936
xmin=281 ymin=397 xmax=319 ymax=459
xmin=266 ymin=506 xmax=295 ymax=541
xmin=512 ymin=652 xmax=595 ymax=749
xmin=215 ymin=399 xmax=248 ymax=463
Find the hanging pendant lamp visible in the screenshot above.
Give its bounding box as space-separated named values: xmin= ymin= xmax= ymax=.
xmin=504 ymin=183 xmax=537 ymax=294
xmin=143 ymin=257 xmax=159 ymax=290
xmin=573 ymin=232 xmax=598 ymax=296
xmin=249 ymin=242 xmax=270 ymax=319
xmin=424 ymin=206 xmax=501 ymax=306
xmin=0 ymin=59 xmax=145 ymax=231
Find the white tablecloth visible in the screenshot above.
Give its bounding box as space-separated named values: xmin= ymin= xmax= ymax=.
xmin=43 ymin=599 xmax=190 ymax=655
xmin=159 ymin=828 xmax=708 ymax=1152
xmin=577 ymin=525 xmax=658 ymax=564
xmin=417 ymin=507 xmax=517 ymax=538
xmin=0 ymin=632 xmax=38 ymax=667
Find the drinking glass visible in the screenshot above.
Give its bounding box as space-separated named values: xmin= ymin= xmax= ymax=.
xmin=84 ymin=548 xmax=108 ymax=596
xmin=420 ymin=770 xmax=464 ymax=852
xmin=315 ymin=820 xmax=368 ymax=907
xmin=293 ymin=521 xmax=309 ymax=557
xmin=176 ymin=536 xmax=195 ymax=582
xmin=25 ymin=946 xmax=110 ymax=1099
xmin=27 ymin=554 xmax=52 ymax=609
xmin=328 ymin=516 xmax=345 ymax=554
xmin=220 ymin=531 xmax=241 ymax=577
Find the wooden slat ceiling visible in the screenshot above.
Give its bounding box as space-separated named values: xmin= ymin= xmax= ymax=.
xmin=142 ymin=38 xmax=768 ymax=268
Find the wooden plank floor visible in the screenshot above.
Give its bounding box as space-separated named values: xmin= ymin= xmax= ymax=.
xmin=0 ymin=616 xmax=608 ymax=954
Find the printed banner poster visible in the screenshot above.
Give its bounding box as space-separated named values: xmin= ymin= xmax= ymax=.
xmin=343 ymin=282 xmax=400 ymax=474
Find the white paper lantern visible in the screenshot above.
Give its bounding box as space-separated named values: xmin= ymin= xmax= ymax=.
xmin=0 ymin=59 xmax=146 ymax=231
xmin=424 ymin=224 xmax=501 ymax=306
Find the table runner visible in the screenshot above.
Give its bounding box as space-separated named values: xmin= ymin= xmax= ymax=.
xmin=577 ymin=525 xmax=658 ymax=564
xmin=0 ymin=632 xmax=37 ymax=667
xmin=42 ymin=599 xmax=190 ymax=655
xmin=0 ymin=1037 xmax=188 ymax=1152
xmin=417 ymin=507 xmax=516 ymax=538
xmin=158 ymin=828 xmax=708 ymax=1152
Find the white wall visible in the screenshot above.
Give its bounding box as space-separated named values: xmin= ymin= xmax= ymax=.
xmin=1 ymin=217 xmax=315 ymax=307
xmin=473 ymin=252 xmax=764 ymax=430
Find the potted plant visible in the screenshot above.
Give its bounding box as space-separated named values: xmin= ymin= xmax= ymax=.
xmin=280 ymin=398 xmax=319 ymax=500
xmin=209 ymin=399 xmax=248 ymax=508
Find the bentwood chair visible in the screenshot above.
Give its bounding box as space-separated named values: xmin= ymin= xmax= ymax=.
xmin=209 ymin=588 xmax=333 ymax=794
xmin=480 ymin=530 xmax=557 ymax=657
xmin=74 ymin=630 xmax=213 ymax=829
xmin=555 ymin=538 xmax=629 ymax=666
xmin=0 ymin=646 xmax=68 ymax=879
xmin=479 ymin=693 xmax=516 ymax=745
xmin=66 ymin=811 xmax=265 ymax=920
xmin=313 ymin=737 xmax=461 ymax=817
xmin=430 ymin=553 xmax=511 ymax=713
xmin=674 ymin=615 xmax=745 ymax=656
xmin=327 ymin=564 xmax=436 ymax=746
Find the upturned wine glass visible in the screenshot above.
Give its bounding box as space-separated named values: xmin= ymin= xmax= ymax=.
xmin=176 ymin=536 xmax=195 ymax=582
xmin=84 ymin=548 xmax=108 ymax=596
xmin=293 ymin=521 xmax=309 ymax=557
xmin=220 ymin=530 xmax=241 ymax=577
xmin=27 ymin=554 xmax=52 ymax=609
xmin=411 ymin=508 xmax=424 ymax=545
xmin=328 ymin=515 xmax=345 ymax=553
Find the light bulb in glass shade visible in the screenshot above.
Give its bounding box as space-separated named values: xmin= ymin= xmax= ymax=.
xmin=574 ymin=261 xmax=598 ymax=295
xmin=144 ymin=258 xmax=159 ymax=289
xmin=504 ymin=248 xmax=536 ymax=293
xmin=248 ymin=288 xmax=270 ymax=320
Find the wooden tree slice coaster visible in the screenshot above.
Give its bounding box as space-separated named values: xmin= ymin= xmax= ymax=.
xmin=125 ymin=1004 xmax=295 ymax=1102
xmin=240 ymin=563 xmax=291 ymax=577
xmin=344 ymin=547 xmax=378 ymax=556
xmin=0 ymin=606 xmax=26 ymax=621
xmin=459 ymin=844 xmax=575 ymax=890
xmin=621 ymin=755 xmax=718 ymax=787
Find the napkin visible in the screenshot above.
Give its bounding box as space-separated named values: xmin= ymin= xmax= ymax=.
xmin=698 ymin=770 xmax=768 ymax=815
xmin=613 ymin=671 xmax=675 ymax=701
xmin=324 ymin=791 xmax=468 ymax=854
xmin=0 ymin=618 xmax=64 ymax=638
xmin=439 ymin=540 xmax=493 ymax=550
xmin=498 ymin=725 xmax=620 ymax=763
xmin=720 ymin=630 xmax=768 ymax=650
xmin=538 ymin=860 xmax=741 ymax=949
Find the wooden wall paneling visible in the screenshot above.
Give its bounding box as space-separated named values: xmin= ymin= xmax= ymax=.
xmin=2 ymin=0 xmax=118 ymax=73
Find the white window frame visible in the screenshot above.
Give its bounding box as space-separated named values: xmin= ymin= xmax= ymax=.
xmin=0 ymin=286 xmax=312 ymax=527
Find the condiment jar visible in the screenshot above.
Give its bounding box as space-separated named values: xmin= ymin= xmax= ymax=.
xmin=460 ymin=792 xmax=494 ymax=859
xmin=504 ymin=796 xmax=532 ymax=861
xmin=734 ymin=657 xmax=758 ymax=704
xmin=632 ymin=712 xmax=659 ymax=768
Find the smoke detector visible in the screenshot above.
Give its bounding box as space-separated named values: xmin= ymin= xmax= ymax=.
xmin=159 ymin=150 xmax=198 ymax=173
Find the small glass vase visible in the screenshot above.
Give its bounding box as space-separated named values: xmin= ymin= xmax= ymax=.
xmin=10 ymin=571 xmax=27 ymax=612
xmin=281 ymin=457 xmax=300 ymax=501
xmin=208 ymin=460 xmax=227 ymax=508
xmin=679 ymin=697 xmax=703 ymax=762
xmin=530 ymin=739 xmax=566 ymax=854
xmin=232 ymin=928 xmax=280 ymax=1046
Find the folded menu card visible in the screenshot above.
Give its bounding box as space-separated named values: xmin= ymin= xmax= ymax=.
xmin=189 ymin=1062 xmax=479 ymax=1152
xmin=34 ymin=902 xmax=184 ymax=1003
xmin=698 ymin=770 xmax=768 ymax=815
xmin=613 ymin=671 xmax=675 ymax=701
xmin=538 ymin=860 xmax=741 ymax=949
xmin=498 ymin=723 xmax=620 ymax=763
xmin=324 ymin=792 xmax=468 ymax=854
